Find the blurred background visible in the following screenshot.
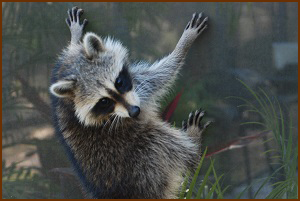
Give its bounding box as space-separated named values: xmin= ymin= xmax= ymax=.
xmin=2 ymin=2 xmax=298 ymax=199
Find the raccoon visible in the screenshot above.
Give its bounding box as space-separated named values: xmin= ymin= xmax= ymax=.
xmin=50 ymin=6 xmax=210 ymax=199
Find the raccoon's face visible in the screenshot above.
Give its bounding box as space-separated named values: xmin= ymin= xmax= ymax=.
xmin=50 ymin=32 xmax=140 ymax=126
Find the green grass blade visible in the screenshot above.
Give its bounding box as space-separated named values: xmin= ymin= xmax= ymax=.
xmin=261 ymin=149 xmax=277 ymax=155
xmin=285 ymin=113 xmax=293 ymax=166
xmin=270 ymin=155 xmax=281 ymax=159
xmin=235 ymin=80 xmax=298 ymax=199
xmin=205 ymin=174 xmax=224 ymax=199
xmin=211 ymin=160 xmax=223 ymax=199
xmin=237 ymin=79 xmax=270 ymax=120
xmin=179 ymin=170 xmax=191 ymax=199
xmin=185 ymin=147 xmax=208 ymax=199
xmin=237 ymin=103 xmax=251 ymax=108
xmin=276 ymin=97 xmax=285 ymax=156
xmin=226 ymin=96 xmax=258 ymax=112
xmin=236 ymin=182 xmax=254 ymax=199
xmin=259 ymin=88 xmax=278 ymax=133
xmin=255 ymin=88 xmax=274 ymax=123
xmin=270 ymin=180 xmax=285 ymax=187
xmin=226 ymin=95 xmax=265 ymax=118
xmin=221 ymin=185 xmax=231 ymax=195
xmin=195 ymin=159 xmax=214 ymax=199
xmin=290 ymin=176 xmax=298 ymax=198
xmin=243 ymin=109 xmax=262 ymax=114
xmin=266 ymin=179 xmax=292 ymax=199
xmin=261 ymin=137 xmax=274 ymax=144
xmin=287 ymin=146 xmax=298 ymax=180
xmin=241 ymin=164 xmax=284 ymax=199
xmin=253 ymin=176 xmax=273 ymax=199
xmin=240 ymin=121 xmax=266 ymax=128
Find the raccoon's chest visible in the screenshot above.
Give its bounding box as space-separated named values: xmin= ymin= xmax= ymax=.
xmin=63 ymin=125 xmax=150 ymax=168
xmin=66 ymin=127 xmax=157 ymax=183
xmin=61 ymin=121 xmax=184 ymax=198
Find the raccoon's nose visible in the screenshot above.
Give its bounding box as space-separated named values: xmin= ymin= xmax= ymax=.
xmin=128 ymin=106 xmax=140 ymax=118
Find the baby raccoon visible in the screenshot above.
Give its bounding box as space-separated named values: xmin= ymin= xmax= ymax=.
xmin=50 ymin=6 xmax=210 ymax=199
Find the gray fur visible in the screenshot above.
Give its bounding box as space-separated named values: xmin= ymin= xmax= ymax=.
xmin=50 ymin=8 xmax=209 ymax=199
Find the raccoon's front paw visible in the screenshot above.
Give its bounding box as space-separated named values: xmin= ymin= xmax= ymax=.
xmin=182 ymin=109 xmax=211 ymax=138
xmin=182 ymin=13 xmax=208 ymax=42
xmin=66 ymin=7 xmax=88 ymax=43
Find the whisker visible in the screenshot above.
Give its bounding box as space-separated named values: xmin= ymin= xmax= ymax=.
xmin=135 ymin=81 xmax=149 ymax=93
xmin=103 ymin=115 xmax=113 ymax=130
xmin=106 ymin=114 xmax=117 ymax=133
xmin=109 ymin=114 xmax=118 ymax=134
xmin=114 ymin=115 xmax=120 ymax=133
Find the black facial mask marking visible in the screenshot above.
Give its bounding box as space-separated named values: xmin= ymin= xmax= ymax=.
xmin=106 ymin=88 xmax=130 ymax=109
xmin=105 ymin=88 xmax=140 ymax=118
xmin=91 ymin=98 xmax=115 ymax=116
xmin=114 ymin=66 xmax=132 ymax=94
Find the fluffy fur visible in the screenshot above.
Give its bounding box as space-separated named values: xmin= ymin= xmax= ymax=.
xmin=50 ymin=7 xmax=209 ymax=199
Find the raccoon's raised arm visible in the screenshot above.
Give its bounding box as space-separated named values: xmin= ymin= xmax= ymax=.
xmin=132 ymin=13 xmax=208 ymax=102
xmin=65 ymin=6 xmax=88 ymax=44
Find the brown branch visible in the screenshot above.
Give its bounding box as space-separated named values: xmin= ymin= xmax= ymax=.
xmin=15 ymin=74 xmax=52 ymax=123
xmin=205 ymin=130 xmax=271 ymax=157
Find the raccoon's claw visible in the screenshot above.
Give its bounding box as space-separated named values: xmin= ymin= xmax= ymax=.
xmin=197 ymin=17 xmax=208 ymax=34
xmin=188 ymin=109 xmax=204 ymax=128
xmin=183 ymin=109 xmax=211 ymax=138
xmin=184 ymin=12 xmax=208 ymax=36
xmin=203 ymin=120 xmax=212 ymax=130
xmin=72 ymin=7 xmax=79 ymax=22
xmin=66 ymin=6 xmax=87 ymax=27
xmin=82 ymin=19 xmax=88 ymax=29
xmin=67 ymin=7 xmax=76 ymax=24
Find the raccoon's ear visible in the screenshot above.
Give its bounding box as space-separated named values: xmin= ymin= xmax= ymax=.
xmin=83 ymin=32 xmax=105 ymax=59
xmin=49 ymin=80 xmax=75 ymax=98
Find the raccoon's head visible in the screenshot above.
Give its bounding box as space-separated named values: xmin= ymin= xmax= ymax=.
xmin=50 ymin=32 xmax=140 ymax=126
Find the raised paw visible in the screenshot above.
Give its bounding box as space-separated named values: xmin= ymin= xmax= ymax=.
xmin=66 ymin=6 xmax=87 ymax=28
xmin=179 ymin=12 xmax=208 ymax=45
xmin=65 ymin=6 xmax=88 ymax=44
xmin=182 ymin=109 xmax=211 ymax=138
xmin=185 ymin=12 xmax=208 ymax=34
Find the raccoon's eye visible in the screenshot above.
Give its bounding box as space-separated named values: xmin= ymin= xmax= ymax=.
xmin=92 ymin=98 xmax=115 ymax=116
xmin=115 ymin=67 xmax=132 ymax=94
xmin=99 ymin=98 xmax=111 ymax=107
xmin=115 ymin=77 xmax=123 ymax=88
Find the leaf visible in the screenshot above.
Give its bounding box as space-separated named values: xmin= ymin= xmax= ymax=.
xmin=162 ymin=89 xmax=183 ymax=122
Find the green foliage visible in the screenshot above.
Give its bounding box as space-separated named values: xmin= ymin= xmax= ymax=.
xmin=232 ymin=79 xmax=298 ymax=199
xmin=169 ymin=80 xmax=216 ymax=128
xmin=2 ymin=160 xmax=60 ymax=199
xmin=179 ymin=79 xmax=297 ymax=199
xmin=179 ymin=148 xmax=229 ymax=199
